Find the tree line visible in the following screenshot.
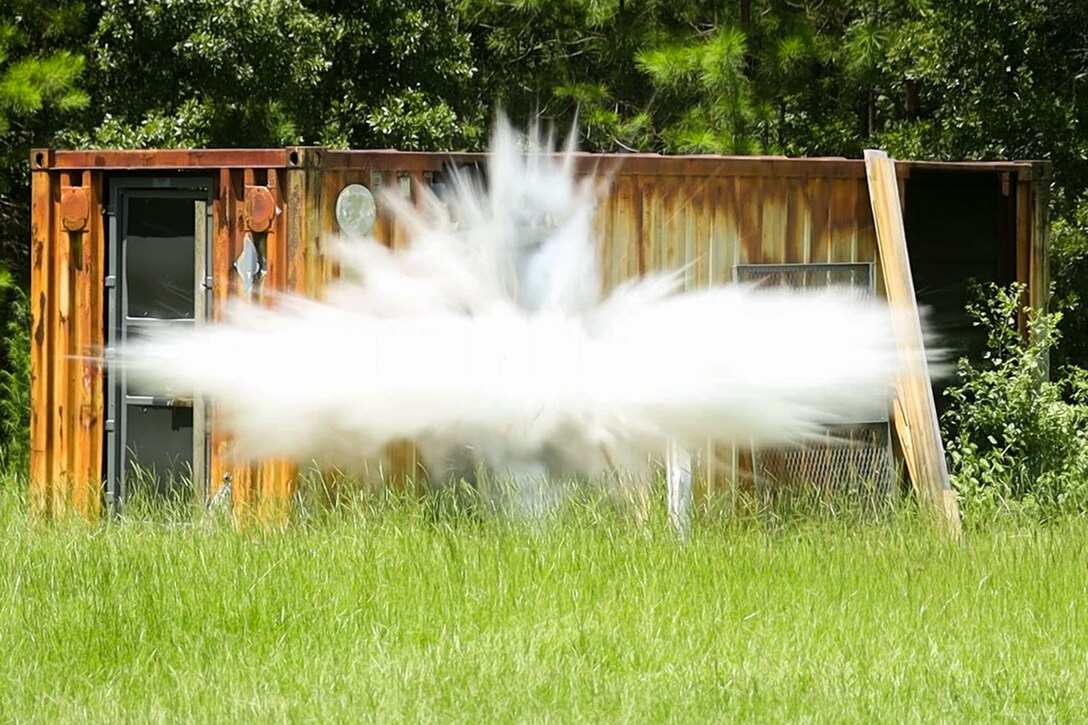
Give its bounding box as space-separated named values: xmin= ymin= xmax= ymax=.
xmin=2 ymin=0 xmax=1087 ymax=364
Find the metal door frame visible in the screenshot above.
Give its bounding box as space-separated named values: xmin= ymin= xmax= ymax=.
xmin=106 ymin=177 xmax=213 ymax=510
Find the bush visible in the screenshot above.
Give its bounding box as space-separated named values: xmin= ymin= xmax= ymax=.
xmin=0 ymin=268 xmax=29 ymax=476
xmin=942 ymin=282 xmax=1088 ymax=519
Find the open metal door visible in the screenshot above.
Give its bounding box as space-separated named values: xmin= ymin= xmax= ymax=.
xmin=106 ymin=178 xmax=213 ymax=509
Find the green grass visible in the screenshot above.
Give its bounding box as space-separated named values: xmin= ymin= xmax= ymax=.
xmin=0 ymin=482 xmax=1086 ymax=723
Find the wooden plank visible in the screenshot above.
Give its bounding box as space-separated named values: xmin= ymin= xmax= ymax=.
xmin=29 ymin=169 xmax=53 ymax=517
xmin=864 ymin=149 xmax=962 ymax=536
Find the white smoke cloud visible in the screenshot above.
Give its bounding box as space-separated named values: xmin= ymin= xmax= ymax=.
xmin=118 ymin=116 xmax=919 ymax=495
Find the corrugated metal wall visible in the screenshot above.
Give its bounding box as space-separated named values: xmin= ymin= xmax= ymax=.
xmin=590 ymin=165 xmax=880 ymax=496
xmin=206 ymin=166 xmax=299 ymax=518
xmin=594 ymin=167 xmax=878 ymax=290
xmin=29 ymin=166 xmax=106 ymax=518
xmin=28 ymin=150 xmax=1048 ymax=518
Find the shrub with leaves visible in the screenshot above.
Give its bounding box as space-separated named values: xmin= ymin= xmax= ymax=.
xmin=942 ymin=283 xmax=1088 ymax=518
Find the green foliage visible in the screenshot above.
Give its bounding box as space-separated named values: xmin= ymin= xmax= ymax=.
xmin=637 ymin=26 xmax=760 ymax=153
xmin=942 ymin=283 xmax=1088 ymax=518
xmin=0 ymin=13 xmax=88 ymax=136
xmin=1051 ymin=194 xmax=1088 ymax=369
xmin=73 ymin=0 xmax=332 ymax=147
xmin=0 ymin=266 xmax=29 ymax=476
xmin=880 ymin=1 xmax=1087 ymax=174
xmin=0 ymin=2 xmax=91 ymax=272
xmin=70 ymin=0 xmax=481 ymax=150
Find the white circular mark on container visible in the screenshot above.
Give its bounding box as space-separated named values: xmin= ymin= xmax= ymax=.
xmin=335 ymin=184 xmax=377 ymax=238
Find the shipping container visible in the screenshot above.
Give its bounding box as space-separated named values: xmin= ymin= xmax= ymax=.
xmin=28 ymin=148 xmax=1050 ymax=518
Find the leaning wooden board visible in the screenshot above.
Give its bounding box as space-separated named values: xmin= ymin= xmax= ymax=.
xmin=864 ymin=150 xmax=962 ymax=536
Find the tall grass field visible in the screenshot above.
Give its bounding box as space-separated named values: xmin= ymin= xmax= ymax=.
xmin=1 ymin=482 xmax=1086 ymax=722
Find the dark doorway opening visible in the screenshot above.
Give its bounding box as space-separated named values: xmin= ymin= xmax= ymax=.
xmin=903 ymin=170 xmax=1016 ymax=407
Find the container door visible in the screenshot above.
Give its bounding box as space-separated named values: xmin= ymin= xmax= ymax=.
xmin=106 ymin=180 xmax=213 ymax=507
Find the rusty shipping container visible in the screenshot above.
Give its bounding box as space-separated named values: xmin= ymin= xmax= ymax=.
xmin=28 ymin=147 xmax=1051 ymax=518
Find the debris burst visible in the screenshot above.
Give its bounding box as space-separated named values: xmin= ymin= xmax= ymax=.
xmin=119 ymin=118 xmax=917 ymax=495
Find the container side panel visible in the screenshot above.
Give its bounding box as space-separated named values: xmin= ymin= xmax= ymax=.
xmin=256 ymin=168 xmax=298 ymax=519
xmin=29 ymin=170 xmax=53 ymax=516
xmin=829 ymin=177 xmax=858 ymax=263
xmin=761 ymin=176 xmax=788 ymax=263
xmin=714 ymin=177 xmax=740 ymax=282
xmin=322 ymin=169 xmax=345 ymax=284
xmin=785 ymin=179 xmax=809 ymax=264
xmin=50 ymin=179 xmax=72 ymax=515
xmin=209 ymin=168 xmax=237 ymax=504
xmin=609 ymin=177 xmax=637 ymax=291
xmin=691 ymin=181 xmax=710 ymax=290
xmin=856 ymin=179 xmax=883 ymax=294
xmin=809 ymin=178 xmax=832 ymax=263
xmin=72 ymin=173 xmax=105 ymax=517
xmin=593 ymin=178 xmax=615 ymax=293
xmin=286 ymin=165 xmax=307 ymax=295
xmin=736 ymin=175 xmax=764 ymax=265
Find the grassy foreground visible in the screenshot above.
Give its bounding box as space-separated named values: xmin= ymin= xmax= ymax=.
xmin=0 ymin=487 xmax=1086 ymax=723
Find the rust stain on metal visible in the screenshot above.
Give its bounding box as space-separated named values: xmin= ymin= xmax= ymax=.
xmin=244 ymin=185 xmax=276 ymax=233
xmin=60 ymin=187 xmax=89 ymax=231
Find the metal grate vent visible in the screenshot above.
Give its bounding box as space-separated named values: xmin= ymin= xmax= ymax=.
xmin=752 ymin=423 xmax=897 ymax=507
xmin=734 ymin=262 xmax=874 ymax=294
